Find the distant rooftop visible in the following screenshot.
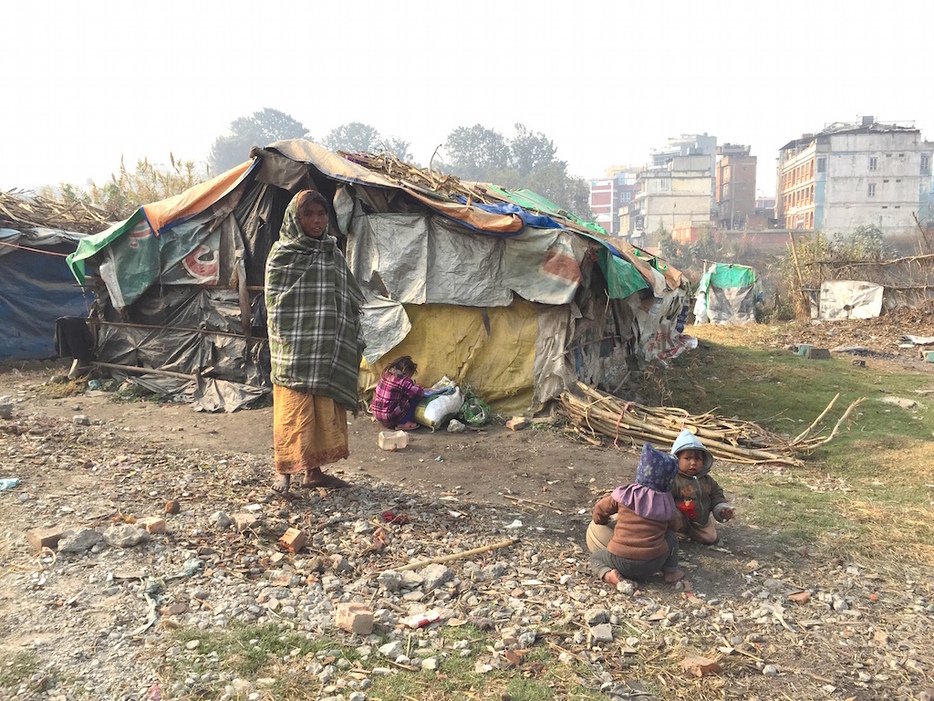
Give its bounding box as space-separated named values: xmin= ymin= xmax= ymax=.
xmin=780 ymin=116 xmax=920 ymax=151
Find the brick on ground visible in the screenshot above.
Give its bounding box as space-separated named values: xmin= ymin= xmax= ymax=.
xmin=138 ymin=517 xmax=166 ymax=534
xmin=25 ymin=527 xmax=65 ymax=552
xmin=278 ymin=527 xmax=307 ymax=553
xmin=335 ymin=602 xmax=374 ymax=635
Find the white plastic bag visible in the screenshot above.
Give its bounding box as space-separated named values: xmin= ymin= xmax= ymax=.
xmin=414 ymin=385 xmax=463 ymax=429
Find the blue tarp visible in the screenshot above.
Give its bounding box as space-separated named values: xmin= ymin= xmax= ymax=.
xmin=0 ymin=229 xmax=90 ymax=360
xmin=455 ymin=198 xmax=563 ymax=231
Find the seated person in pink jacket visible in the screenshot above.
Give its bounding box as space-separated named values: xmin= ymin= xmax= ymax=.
xmin=371 ymin=356 xmax=444 ymax=431
xmin=589 ymin=443 xmax=684 ymax=585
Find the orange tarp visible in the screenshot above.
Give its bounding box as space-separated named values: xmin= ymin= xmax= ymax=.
xmin=142 ymin=160 xmax=254 ymax=236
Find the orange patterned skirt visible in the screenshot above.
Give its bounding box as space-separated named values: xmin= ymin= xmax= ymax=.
xmin=273 ymin=385 xmax=349 ymax=475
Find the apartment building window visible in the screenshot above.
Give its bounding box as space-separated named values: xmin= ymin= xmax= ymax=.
xmin=922 ymin=154 xmax=931 ymax=174
xmin=869 ymin=156 xmax=877 ymax=171
xmin=868 ymin=183 xmax=876 ymax=197
xmin=816 ymin=157 xmax=826 ymax=173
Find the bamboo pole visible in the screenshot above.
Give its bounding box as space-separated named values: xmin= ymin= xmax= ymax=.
xmin=391 ymin=538 xmax=518 ymax=572
xmin=787 ymin=231 xmax=812 ymax=316
xmin=92 ymin=361 xmax=196 ymax=381
xmin=792 ymin=393 xmax=839 ymax=445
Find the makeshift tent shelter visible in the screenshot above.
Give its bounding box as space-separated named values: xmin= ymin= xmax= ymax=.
xmin=693 ymin=263 xmax=759 ymax=325
xmin=0 ymin=224 xmax=90 ymax=361
xmin=67 ymin=140 xmax=689 ymax=412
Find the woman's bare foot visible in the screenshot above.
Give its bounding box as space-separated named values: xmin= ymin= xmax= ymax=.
xmin=396 ymin=421 xmax=418 ymax=431
xmin=302 ymin=469 xmax=350 ymax=489
xmin=272 ymin=474 xmax=291 ymax=494
xmin=663 ymin=569 xmax=685 ymax=583
xmin=602 ymin=570 xmax=621 ymax=585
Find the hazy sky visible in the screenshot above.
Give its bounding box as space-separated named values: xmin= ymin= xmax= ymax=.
xmin=4 ymin=1 xmax=933 ymax=198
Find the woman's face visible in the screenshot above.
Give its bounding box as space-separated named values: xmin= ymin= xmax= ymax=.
xmin=298 ymin=202 xmax=328 ymax=239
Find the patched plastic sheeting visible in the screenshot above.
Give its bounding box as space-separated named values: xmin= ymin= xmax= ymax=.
xmin=634 ymin=287 xmax=691 ymax=359
xmin=349 ymin=213 xmax=512 ymax=307
xmin=503 ymin=228 xmax=586 ymax=305
xmin=818 ymin=280 xmax=884 ymax=320
xmin=358 ymin=300 xmax=539 ymax=413
xmin=701 ymin=284 xmax=757 ymax=325
xmin=531 ymin=305 xmax=573 ymax=408
xmin=360 ymin=296 xmax=412 ymax=364
xmin=95 ymin=287 xmax=270 ymax=389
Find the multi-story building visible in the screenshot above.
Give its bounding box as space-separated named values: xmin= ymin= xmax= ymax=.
xmin=619 ymin=134 xmax=717 ymax=247
xmin=776 ymin=117 xmax=933 ymax=237
xmin=715 ymin=144 xmax=757 ymax=230
xmin=589 ymin=166 xmax=640 ymax=236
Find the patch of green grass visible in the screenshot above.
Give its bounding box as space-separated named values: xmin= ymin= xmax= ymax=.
xmin=664 ymin=335 xmax=934 ymax=559
xmin=165 ymin=622 xmax=356 ymax=698
xmin=0 ymin=651 xmax=40 ymax=690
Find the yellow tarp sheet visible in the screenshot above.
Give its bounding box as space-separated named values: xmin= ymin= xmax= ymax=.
xmin=360 ymin=299 xmax=540 ymax=414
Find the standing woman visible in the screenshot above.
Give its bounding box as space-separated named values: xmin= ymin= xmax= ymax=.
xmin=265 ymin=189 xmax=365 ymax=494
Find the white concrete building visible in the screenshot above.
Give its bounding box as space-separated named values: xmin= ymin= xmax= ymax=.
xmin=619 ymin=135 xmax=717 ymax=246
xmin=776 ymin=117 xmax=933 ymax=240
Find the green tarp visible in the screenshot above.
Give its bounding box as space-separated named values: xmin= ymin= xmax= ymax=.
xmin=489 ymin=186 xmax=608 ymax=235
xmin=698 ymin=263 xmax=756 ymax=294
xmin=598 ymin=249 xmax=650 ymax=299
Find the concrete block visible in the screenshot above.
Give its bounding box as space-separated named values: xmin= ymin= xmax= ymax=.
xmin=378 ymin=430 xmax=408 ymax=451
xmin=25 ymin=527 xmax=65 ymax=552
xmin=804 ymin=347 xmax=831 ymax=360
xmin=506 ymin=417 xmax=528 ymax=431
xmin=231 ymin=512 xmax=259 ymax=531
xmin=335 ymin=602 xmax=374 ymax=635
xmin=278 ymin=527 xmax=307 ymax=553
xmin=138 ymin=516 xmax=166 ymax=534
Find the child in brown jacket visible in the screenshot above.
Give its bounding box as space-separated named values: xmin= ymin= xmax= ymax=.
xmin=588 ymin=443 xmax=684 ymax=585
xmin=670 ymin=429 xmax=735 ymax=545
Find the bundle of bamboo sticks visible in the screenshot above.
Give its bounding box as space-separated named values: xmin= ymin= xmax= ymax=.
xmin=559 ymin=382 xmax=864 ymax=466
xmin=0 ymin=189 xmax=111 ymax=234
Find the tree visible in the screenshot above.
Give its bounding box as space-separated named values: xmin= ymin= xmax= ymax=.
xmin=323 ymin=122 xmax=382 ymax=153
xmin=509 ymin=123 xmax=557 ymax=177
xmin=442 ymin=123 xmax=591 ymax=218
xmin=381 ymin=136 xmax=414 ymax=163
xmin=209 ymin=108 xmax=308 ymax=174
xmin=443 ymin=125 xmax=509 ymax=180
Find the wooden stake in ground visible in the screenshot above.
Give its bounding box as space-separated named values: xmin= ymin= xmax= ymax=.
xmin=788 ymin=231 xmax=812 ymax=317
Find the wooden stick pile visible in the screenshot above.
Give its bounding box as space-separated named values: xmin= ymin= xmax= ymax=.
xmin=340 ymin=151 xmax=495 ymax=204
xmin=559 ymin=382 xmax=865 ymax=466
xmin=0 ymin=189 xmax=111 ymax=234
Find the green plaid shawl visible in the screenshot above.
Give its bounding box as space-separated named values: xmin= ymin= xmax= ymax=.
xmin=265 ymin=196 xmax=365 ymax=411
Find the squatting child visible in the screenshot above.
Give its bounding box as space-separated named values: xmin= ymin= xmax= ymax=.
xmin=669 ymin=428 xmax=735 ymax=545
xmin=588 ymin=443 xmax=684 ymax=585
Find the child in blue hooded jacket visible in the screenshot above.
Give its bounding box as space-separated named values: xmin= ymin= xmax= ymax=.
xmin=669 ymin=429 xmax=735 ymax=545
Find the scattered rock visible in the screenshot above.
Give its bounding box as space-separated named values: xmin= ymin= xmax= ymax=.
xmin=57 ymin=528 xmax=103 ymax=554
xmin=103 ymin=523 xmax=150 ymax=548
xmin=590 ymin=623 xmax=613 ymax=643
xmin=420 ymin=563 xmax=454 ymax=592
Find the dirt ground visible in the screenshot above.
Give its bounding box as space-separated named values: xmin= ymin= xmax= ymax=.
xmin=5 ymin=365 xmax=631 ymax=518
xmin=2 ymin=324 xmax=933 ymax=700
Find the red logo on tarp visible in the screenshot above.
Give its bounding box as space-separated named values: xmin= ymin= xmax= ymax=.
xmin=182 ymin=244 xmax=219 ymax=284
xmin=127 ymin=222 xmax=152 ymax=249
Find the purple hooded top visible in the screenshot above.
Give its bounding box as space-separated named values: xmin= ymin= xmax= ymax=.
xmin=612 ymin=443 xmax=679 ymax=521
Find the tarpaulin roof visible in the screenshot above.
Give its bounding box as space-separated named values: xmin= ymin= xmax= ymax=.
xmin=66 ymin=160 xmax=256 ymax=286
